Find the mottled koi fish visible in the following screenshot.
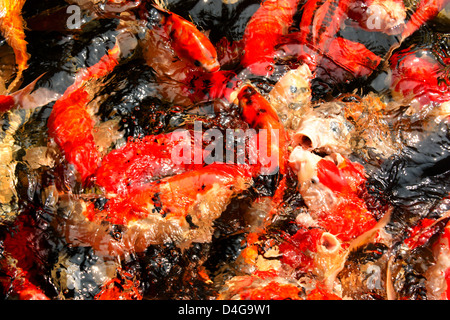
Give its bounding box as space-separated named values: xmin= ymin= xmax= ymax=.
xmin=94 ymin=132 xmax=205 ymax=194
xmin=297 ymin=0 xmax=352 ymax=70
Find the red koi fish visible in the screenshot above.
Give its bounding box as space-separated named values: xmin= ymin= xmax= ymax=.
xmin=0 ymin=0 xmax=29 ymax=92
xmin=282 ymin=153 xmax=378 ymax=278
xmin=94 ymin=270 xmax=142 ymax=300
xmin=316 ymin=158 xmax=377 ymax=242
xmin=220 ymin=276 xmax=303 ymax=300
xmin=280 ymin=0 xmax=381 ymax=79
xmin=0 ymin=260 xmax=50 ymax=300
xmin=401 ymin=0 xmax=450 ymax=41
xmin=297 ymin=0 xmax=352 ymax=69
xmin=185 ymin=70 xmax=240 ymax=103
xmin=1 ymin=215 xmax=50 ymax=300
xmin=306 ymin=285 xmax=342 ymax=300
xmin=161 ymin=11 xmax=220 ymax=72
xmin=94 ymin=131 xmax=205 ymax=194
xmin=319 ymin=37 xmax=382 ymax=80
xmin=85 ymin=163 xmax=253 ymax=225
xmin=66 ymin=164 xmax=254 ymax=256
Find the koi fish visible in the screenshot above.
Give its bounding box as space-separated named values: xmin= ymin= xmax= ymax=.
xmin=1 ymin=214 xmax=50 ymax=300
xmin=297 ymin=0 xmax=352 ymax=69
xmin=47 ymin=44 xmax=121 ymax=183
xmin=387 ymin=209 xmax=450 ymax=300
xmin=401 ymin=0 xmax=450 ymax=41
xmin=0 ymin=74 xmax=53 ymax=113
xmin=241 ymin=0 xmax=302 ymax=76
xmin=0 ymin=0 xmax=29 ymax=93
xmin=139 ymin=3 xmax=220 ymax=72
xmin=0 ymin=255 xmax=49 ymax=300
xmin=185 ymin=69 xmax=240 ymax=103
xmin=286 ymin=147 xmax=389 ymax=290
xmin=237 ymin=84 xmax=288 ymax=176
xmin=218 ymin=275 xmax=303 ymax=300
xmin=60 ymin=163 xmax=253 ymax=256
xmin=287 ymin=151 xmax=378 ymax=242
xmin=275 ymin=0 xmax=383 ymax=83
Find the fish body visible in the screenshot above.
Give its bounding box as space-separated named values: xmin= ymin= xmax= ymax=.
xmin=139 ymin=3 xmax=220 ymax=72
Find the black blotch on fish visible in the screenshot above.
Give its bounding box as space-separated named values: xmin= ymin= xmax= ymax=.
xmin=185 ymin=214 xmax=199 ymax=229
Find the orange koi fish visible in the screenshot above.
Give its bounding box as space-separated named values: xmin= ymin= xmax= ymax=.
xmin=94 ymin=132 xmax=205 ymax=194
xmin=139 ymin=3 xmax=220 ymax=72
xmin=47 ymin=45 xmax=121 ymax=183
xmin=390 ymin=46 xmax=450 ymax=107
xmin=0 ymin=0 xmax=29 ymax=92
xmin=86 ymin=163 xmax=253 ymax=225
xmin=0 ymin=73 xmax=46 ymax=113
xmin=241 ymin=0 xmax=302 ymax=76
